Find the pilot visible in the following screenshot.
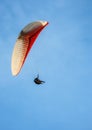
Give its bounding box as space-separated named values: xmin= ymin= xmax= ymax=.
xmin=34 ymin=74 xmax=45 ymax=85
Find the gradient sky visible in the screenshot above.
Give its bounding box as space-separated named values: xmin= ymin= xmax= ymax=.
xmin=0 ymin=0 xmax=92 ymax=130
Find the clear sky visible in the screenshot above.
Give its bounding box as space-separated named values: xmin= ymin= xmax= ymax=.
xmin=0 ymin=0 xmax=92 ymax=130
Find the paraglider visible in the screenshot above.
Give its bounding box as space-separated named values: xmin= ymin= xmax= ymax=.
xmin=11 ymin=21 xmax=48 ymax=76
xmin=34 ymin=74 xmax=45 ymax=85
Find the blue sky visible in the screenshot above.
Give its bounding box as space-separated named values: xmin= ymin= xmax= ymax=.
xmin=0 ymin=0 xmax=92 ymax=129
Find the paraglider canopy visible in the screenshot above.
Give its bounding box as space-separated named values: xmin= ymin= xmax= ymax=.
xmin=11 ymin=21 xmax=48 ymax=76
